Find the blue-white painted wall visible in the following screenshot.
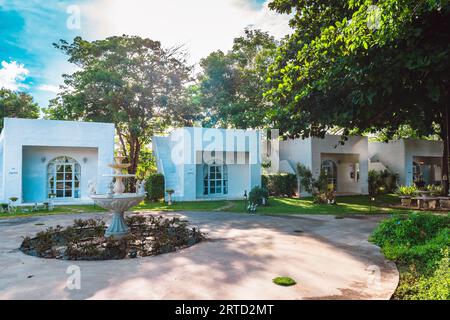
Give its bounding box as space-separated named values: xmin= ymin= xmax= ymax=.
xmin=153 ymin=127 xmax=261 ymax=201
xmin=22 ymin=146 xmax=99 ymax=203
xmin=0 ymin=118 xmax=115 ymax=204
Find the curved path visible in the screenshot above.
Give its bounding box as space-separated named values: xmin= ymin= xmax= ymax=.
xmin=0 ymin=211 xmax=398 ymax=300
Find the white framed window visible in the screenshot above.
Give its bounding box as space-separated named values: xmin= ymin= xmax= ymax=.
xmin=47 ymin=156 xmax=81 ymax=199
xmin=203 ymin=161 xmax=228 ymax=196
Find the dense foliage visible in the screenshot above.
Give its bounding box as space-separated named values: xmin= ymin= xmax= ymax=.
xmin=0 ymin=88 xmax=40 ymax=131
xmin=266 ymin=0 xmax=450 ymax=191
xmin=45 ymin=35 xmax=195 ymax=173
xmin=368 ymin=169 xmax=398 ymax=195
xmin=370 ymin=213 xmax=450 ymax=299
xmin=263 ymin=173 xmax=297 ymax=197
xmin=145 ymin=173 xmax=165 ymax=202
xmin=198 ymin=29 xmax=278 ymax=128
xmin=248 ymin=186 xmax=269 ymax=205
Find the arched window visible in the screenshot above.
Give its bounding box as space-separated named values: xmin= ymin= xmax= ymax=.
xmin=47 ymin=156 xmax=81 ymax=199
xmin=321 ymin=160 xmax=337 ymax=190
xmin=203 ymin=161 xmax=228 ymax=195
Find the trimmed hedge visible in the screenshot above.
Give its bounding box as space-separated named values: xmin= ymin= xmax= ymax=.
xmin=145 ymin=173 xmax=165 ymax=202
xmin=262 ymin=174 xmax=297 ymax=197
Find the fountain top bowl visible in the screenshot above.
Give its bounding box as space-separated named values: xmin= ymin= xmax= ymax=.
xmin=90 ymin=193 xmax=145 ymax=200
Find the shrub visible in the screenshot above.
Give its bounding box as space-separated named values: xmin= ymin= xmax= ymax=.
xmin=427 ymin=184 xmax=443 ymax=196
xmin=369 ymin=169 xmax=398 ymax=195
xmin=396 ymin=185 xmax=418 ymax=197
xmin=261 ymin=175 xmax=269 ymax=189
xmin=297 ymin=163 xmax=331 ymax=196
xmin=145 ymin=173 xmax=165 ymax=202
xmin=273 ymin=276 xmax=297 ymax=286
xmin=248 ymin=186 xmax=269 ymax=205
xmin=370 ymin=213 xmax=450 ymax=299
xmin=263 ymin=174 xmax=297 ymax=197
xmin=413 ymin=248 xmax=450 ymax=300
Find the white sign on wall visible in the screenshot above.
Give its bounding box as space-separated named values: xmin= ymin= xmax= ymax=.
xmin=8 ymin=168 xmax=18 ymax=175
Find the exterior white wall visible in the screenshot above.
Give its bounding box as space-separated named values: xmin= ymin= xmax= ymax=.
xmin=153 ymin=127 xmax=261 ymax=201
xmin=312 ymin=135 xmax=369 ymax=194
xmin=369 ymin=139 xmax=443 ymax=186
xmin=279 ymin=137 xmax=313 ymax=173
xmin=1 ymin=118 xmax=115 ymax=204
xmin=278 ymin=135 xmax=368 ymax=195
xmin=369 ymin=140 xmax=406 ymax=184
xmin=404 ymin=139 xmax=443 ymax=186
xmin=22 ymin=147 xmax=98 ymax=203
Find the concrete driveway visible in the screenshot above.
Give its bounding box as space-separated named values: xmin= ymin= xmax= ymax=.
xmin=0 ymin=211 xmax=398 ymax=300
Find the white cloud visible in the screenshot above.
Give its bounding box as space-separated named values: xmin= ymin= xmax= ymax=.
xmin=0 ymin=61 xmax=30 ymax=91
xmin=81 ymin=0 xmax=292 ymax=64
xmin=38 ymin=84 xmax=60 ymax=93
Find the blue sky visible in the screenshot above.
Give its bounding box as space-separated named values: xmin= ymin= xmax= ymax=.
xmin=0 ymin=0 xmax=291 ymax=108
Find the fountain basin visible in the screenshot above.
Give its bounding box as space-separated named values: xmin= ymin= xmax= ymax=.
xmin=91 ymin=193 xmax=145 ymax=238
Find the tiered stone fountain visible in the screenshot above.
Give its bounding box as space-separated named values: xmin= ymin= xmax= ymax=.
xmin=90 ymin=153 xmax=146 ymax=238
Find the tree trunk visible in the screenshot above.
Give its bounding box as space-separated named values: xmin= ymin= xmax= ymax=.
xmin=442 ymin=104 xmax=450 ymax=196
xmin=442 ymin=103 xmax=450 ymax=196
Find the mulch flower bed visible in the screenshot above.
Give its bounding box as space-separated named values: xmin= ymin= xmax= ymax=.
xmin=20 ymin=215 xmax=204 ymax=260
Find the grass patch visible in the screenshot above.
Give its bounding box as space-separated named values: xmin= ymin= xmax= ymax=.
xmin=221 ymin=194 xmax=425 ymax=215
xmin=273 ymin=276 xmax=297 ymax=286
xmin=132 ymin=200 xmax=233 ymax=212
xmin=0 ymin=194 xmax=438 ymax=219
xmin=370 ymin=213 xmax=450 ymax=300
xmin=0 ymin=205 xmax=106 ymax=219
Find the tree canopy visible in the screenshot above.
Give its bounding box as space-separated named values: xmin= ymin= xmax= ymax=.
xmin=198 ymin=28 xmax=278 ymax=129
xmin=266 ymin=0 xmax=450 ymax=140
xmin=265 ymin=0 xmax=450 ymax=191
xmin=0 ymin=88 xmax=40 ymax=131
xmin=45 ymin=35 xmax=194 ymax=173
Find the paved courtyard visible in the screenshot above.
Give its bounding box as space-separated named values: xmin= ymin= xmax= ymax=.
xmin=0 ymin=211 xmax=398 ymax=300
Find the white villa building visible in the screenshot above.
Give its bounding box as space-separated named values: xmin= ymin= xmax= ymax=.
xmin=0 ymin=118 xmax=115 ymax=205
xmin=369 ymin=139 xmax=443 ymax=186
xmin=152 ymin=127 xmax=261 ymax=201
xmin=266 ymin=134 xmax=369 ymax=196
xmin=0 ymin=118 xmax=444 ymax=205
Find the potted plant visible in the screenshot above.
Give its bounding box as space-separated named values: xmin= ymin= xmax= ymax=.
xmin=166 ymin=189 xmax=175 ymax=206
xmin=396 ymin=186 xmax=417 ymax=207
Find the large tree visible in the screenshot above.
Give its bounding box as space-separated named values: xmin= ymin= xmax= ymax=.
xmin=266 ymin=0 xmax=450 ymax=192
xmin=45 ymin=35 xmax=194 ymax=173
xmin=0 ymin=88 xmax=40 ymax=131
xmin=198 ymin=28 xmax=278 ymax=128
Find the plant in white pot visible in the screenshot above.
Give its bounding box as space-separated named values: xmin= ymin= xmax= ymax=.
xmin=396 ymin=186 xmax=417 ymax=207
xmin=166 ymin=189 xmax=175 ymax=206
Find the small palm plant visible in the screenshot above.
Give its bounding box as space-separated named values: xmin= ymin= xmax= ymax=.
xmin=166 ymin=189 xmax=175 ymax=206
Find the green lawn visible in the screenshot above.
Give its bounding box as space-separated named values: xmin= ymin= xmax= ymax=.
xmin=0 ymin=194 xmax=439 ymax=219
xmin=0 ymin=204 xmax=106 ymax=219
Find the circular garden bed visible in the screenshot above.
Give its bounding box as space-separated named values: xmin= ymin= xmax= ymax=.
xmin=20 ymin=215 xmax=204 ymax=260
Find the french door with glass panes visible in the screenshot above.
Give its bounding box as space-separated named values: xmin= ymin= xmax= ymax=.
xmin=203 ymin=164 xmax=228 ymax=196
xmin=48 ymin=157 xmax=81 ymax=199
